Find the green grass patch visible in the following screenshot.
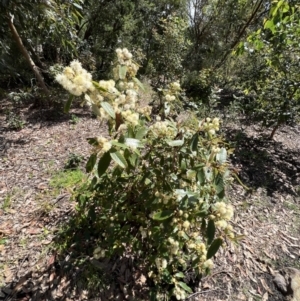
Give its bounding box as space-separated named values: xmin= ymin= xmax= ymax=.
xmin=50 ymin=169 xmax=86 ymax=190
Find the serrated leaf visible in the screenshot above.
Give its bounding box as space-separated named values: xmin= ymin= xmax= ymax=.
xmin=135 ymin=127 xmax=148 ymax=139
xmin=207 ymin=238 xmax=223 ymax=259
xmin=206 ymin=220 xmax=215 ymax=245
xmin=133 ymin=77 xmax=145 ymax=91
xmin=167 ymin=140 xmax=184 ymax=147
xmin=86 ymin=153 xmax=97 ymax=172
xmin=178 ymin=281 xmax=193 ymax=293
xmin=216 ymin=148 xmax=227 ymax=164
xmin=190 ymin=134 xmax=198 ymax=152
xmin=97 ymin=152 xmax=111 ymax=177
xmin=101 ymin=102 xmax=115 ymax=119
xmin=110 ymin=151 xmax=128 ymax=168
xmin=64 ymin=94 xmax=74 ymax=113
xmin=119 ymin=65 xmax=127 ymax=79
xmin=152 ymin=210 xmax=173 ymax=221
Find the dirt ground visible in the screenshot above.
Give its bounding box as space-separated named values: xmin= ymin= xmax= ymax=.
xmin=0 ymin=102 xmax=299 ymax=301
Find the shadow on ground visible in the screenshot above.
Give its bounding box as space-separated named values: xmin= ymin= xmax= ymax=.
xmin=0 ymin=211 xmax=150 ymax=301
xmin=226 ymin=128 xmax=300 ymax=196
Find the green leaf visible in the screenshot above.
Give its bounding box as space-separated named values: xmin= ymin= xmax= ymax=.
xmin=91 ymin=104 xmax=101 ymax=116
xmin=216 ymin=148 xmax=227 ymax=164
xmin=201 ymin=219 xmax=206 ymax=233
xmin=215 ymin=173 xmax=225 ymax=198
xmin=72 ymin=2 xmax=83 ymax=9
xmin=86 ymin=153 xmax=97 ymax=172
xmin=135 ymin=127 xmax=148 ymax=139
xmin=110 ymin=151 xmax=128 ymax=168
xmin=207 ymin=238 xmax=223 ymax=259
xmin=64 ymin=94 xmax=74 ymax=113
xmin=264 ymin=20 xmax=275 ymax=34
xmin=111 ymin=141 xmax=128 ymax=149
xmin=119 ymin=65 xmax=127 ymax=79
xmin=175 ymin=272 xmax=185 ymax=278
xmin=197 ymin=168 xmax=205 ymax=185
xmin=167 ymin=140 xmax=184 ymax=147
xmin=87 ymin=138 xmax=98 ymax=146
xmin=127 ymin=126 xmax=134 ymax=138
xmin=206 ymin=220 xmax=215 ymax=245
xmin=124 ymin=149 xmax=138 ymax=167
xmin=133 ymin=77 xmax=145 ymax=91
xmin=125 ymin=138 xmax=143 ymax=148
xmin=101 ymin=102 xmax=115 ymax=119
xmin=152 ymin=210 xmax=173 ymax=221
xmin=97 ymin=152 xmax=111 ymax=177
xmin=190 ymin=134 xmax=198 ymax=152
xmin=178 ymin=281 xmax=192 ymax=293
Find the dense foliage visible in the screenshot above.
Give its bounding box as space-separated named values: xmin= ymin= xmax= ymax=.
xmin=56 ymin=48 xmax=236 ymax=299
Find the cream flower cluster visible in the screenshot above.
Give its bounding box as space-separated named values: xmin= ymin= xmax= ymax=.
xmin=137 ymin=105 xmax=152 ymax=116
xmin=121 ymin=110 xmax=139 ymax=126
xmin=168 ymin=237 xmax=180 ymax=255
xmin=163 ymin=81 xmax=181 ymax=104
xmin=149 ymin=120 xmax=177 ymax=138
xmin=214 ymin=201 xmax=234 ymax=220
xmin=94 ymin=136 xmax=112 ymax=155
xmin=99 ymin=79 xmax=119 ymax=95
xmin=115 ymin=48 xmax=139 ymax=77
xmin=56 ymin=60 xmax=94 ymax=96
xmin=169 ymin=81 xmax=181 ymax=92
xmin=165 ymin=94 xmax=176 ymax=102
xmin=155 ymin=258 xmax=168 ymax=271
xmin=200 ymin=117 xmax=220 ymax=135
xmin=213 ymin=201 xmax=234 ymax=232
xmin=174 ymin=285 xmax=186 ymax=300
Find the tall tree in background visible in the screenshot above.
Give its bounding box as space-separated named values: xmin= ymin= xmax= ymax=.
xmin=0 ymin=0 xmax=82 ymax=91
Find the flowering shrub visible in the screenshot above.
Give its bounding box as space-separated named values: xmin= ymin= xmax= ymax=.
xmin=56 ymin=48 xmax=235 ymax=300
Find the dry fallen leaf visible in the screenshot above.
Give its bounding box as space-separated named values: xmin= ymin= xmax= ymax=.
xmin=4 ymin=265 xmax=13 ymax=282
xmin=273 ymin=272 xmax=287 ymax=293
xmin=262 ymin=292 xmax=268 ymax=301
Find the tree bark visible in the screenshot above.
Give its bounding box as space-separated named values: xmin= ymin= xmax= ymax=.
xmin=7 ymin=14 xmax=50 ymax=95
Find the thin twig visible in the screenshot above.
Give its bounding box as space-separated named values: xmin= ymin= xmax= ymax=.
xmin=185 ymin=288 xmax=220 ymax=300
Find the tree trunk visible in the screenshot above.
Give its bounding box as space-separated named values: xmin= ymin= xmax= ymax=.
xmin=269 ymin=122 xmax=280 ymax=140
xmin=7 ymin=14 xmax=50 ymax=96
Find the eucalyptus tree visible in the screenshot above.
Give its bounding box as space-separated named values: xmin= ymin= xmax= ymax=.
xmin=186 ymin=0 xmax=269 ymax=71
xmin=0 ymin=0 xmax=82 ymax=93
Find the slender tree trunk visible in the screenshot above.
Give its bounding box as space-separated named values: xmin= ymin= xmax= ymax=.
xmin=7 ymin=14 xmax=50 ymax=96
xmin=213 ymin=0 xmax=265 ymax=70
xmin=269 ymin=122 xmax=280 ymax=140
